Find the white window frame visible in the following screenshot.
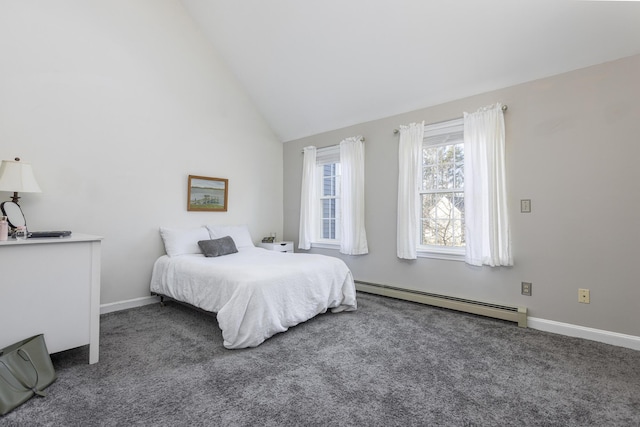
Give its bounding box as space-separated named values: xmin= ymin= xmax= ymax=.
xmin=417 ymin=118 xmax=465 ymax=261
xmin=312 ymin=145 xmax=341 ymax=250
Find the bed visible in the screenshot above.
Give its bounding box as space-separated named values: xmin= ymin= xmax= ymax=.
xmin=150 ymin=225 xmax=357 ymax=349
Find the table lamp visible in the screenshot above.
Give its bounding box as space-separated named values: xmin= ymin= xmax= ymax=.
xmin=0 ymin=157 xmax=41 ymax=229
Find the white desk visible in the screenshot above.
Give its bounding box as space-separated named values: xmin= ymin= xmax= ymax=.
xmin=0 ymin=233 xmax=102 ymax=364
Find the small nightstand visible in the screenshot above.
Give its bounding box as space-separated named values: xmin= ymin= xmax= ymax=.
xmin=259 ymin=241 xmax=294 ymax=253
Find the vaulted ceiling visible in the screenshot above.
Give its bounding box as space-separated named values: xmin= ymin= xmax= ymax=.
xmin=182 ymin=0 xmax=640 ymax=142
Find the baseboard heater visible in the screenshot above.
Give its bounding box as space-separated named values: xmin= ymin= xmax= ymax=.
xmin=355 ymin=281 xmax=527 ymax=328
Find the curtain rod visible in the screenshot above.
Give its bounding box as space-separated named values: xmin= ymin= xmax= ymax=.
xmin=301 ymin=136 xmax=365 ymax=153
xmin=393 ymin=104 xmax=508 ymax=134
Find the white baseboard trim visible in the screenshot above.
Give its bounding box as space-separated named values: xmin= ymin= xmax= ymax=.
xmin=100 ymin=295 xmax=160 ymax=315
xmin=528 ymin=317 xmax=640 ymax=351
xmin=99 ymin=295 xmax=639 ymax=352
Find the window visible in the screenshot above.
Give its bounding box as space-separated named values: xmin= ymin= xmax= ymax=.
xmin=320 ymin=163 xmax=341 ymax=240
xmin=315 ymin=146 xmax=341 ymax=245
xmin=418 ymin=118 xmax=465 ymax=259
xmin=397 ymin=104 xmax=508 ymax=264
xmin=300 ymin=138 xmax=368 ymax=254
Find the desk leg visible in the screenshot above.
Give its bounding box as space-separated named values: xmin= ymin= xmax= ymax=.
xmin=89 ymin=241 xmax=101 ymax=364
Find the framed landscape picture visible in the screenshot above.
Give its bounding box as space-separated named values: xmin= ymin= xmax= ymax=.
xmin=188 ymin=175 xmax=228 ymax=212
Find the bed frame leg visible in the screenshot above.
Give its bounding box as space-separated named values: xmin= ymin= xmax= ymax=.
xmin=159 ymin=295 xmax=166 ymax=306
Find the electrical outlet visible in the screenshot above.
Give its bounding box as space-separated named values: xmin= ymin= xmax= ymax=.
xmin=521 ymin=199 xmax=531 ymax=213
xmin=578 ymin=288 xmax=590 ymax=304
xmin=521 ymin=282 xmax=532 ymax=296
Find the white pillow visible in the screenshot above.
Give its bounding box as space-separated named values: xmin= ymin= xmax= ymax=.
xmin=206 ymin=224 xmax=255 ymax=248
xmin=159 ymin=226 xmax=210 ymax=257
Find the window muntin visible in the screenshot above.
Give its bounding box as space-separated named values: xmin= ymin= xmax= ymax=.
xmin=419 ymin=119 xmax=465 ymax=252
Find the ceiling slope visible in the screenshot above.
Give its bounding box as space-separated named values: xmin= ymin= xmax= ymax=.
xmin=182 ymin=0 xmax=640 ymax=142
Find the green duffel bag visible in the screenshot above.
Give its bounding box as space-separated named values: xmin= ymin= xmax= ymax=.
xmin=0 ymin=334 xmax=57 ymax=415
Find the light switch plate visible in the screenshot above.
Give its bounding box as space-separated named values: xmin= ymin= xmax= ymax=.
xmin=521 ymin=199 xmax=531 ymax=213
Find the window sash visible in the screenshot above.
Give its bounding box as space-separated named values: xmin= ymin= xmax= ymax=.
xmin=419 ymin=192 xmax=465 ymax=247
xmin=316 ymin=161 xmax=341 ymax=242
xmin=418 ymin=119 xmax=465 ymax=253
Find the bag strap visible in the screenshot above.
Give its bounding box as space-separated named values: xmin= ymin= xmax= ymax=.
xmin=0 ymin=365 xmax=31 ymax=393
xmin=0 ymin=349 xmax=46 ymax=397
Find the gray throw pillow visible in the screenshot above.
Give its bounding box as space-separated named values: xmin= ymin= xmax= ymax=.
xmin=198 ymin=236 xmax=238 ymax=257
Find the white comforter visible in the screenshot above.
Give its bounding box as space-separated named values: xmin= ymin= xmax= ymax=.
xmin=150 ymin=247 xmax=357 ymax=349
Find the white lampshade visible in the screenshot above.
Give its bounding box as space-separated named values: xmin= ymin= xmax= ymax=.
xmin=0 ymin=158 xmax=42 ymax=193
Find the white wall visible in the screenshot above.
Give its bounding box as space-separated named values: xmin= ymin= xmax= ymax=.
xmin=0 ymin=0 xmax=283 ymax=304
xmin=283 ymin=54 xmax=640 ymax=338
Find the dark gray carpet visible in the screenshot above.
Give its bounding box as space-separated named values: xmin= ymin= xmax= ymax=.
xmin=2 ymin=292 xmax=639 ymax=426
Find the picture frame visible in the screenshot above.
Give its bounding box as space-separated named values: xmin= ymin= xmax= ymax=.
xmin=187 ymin=175 xmax=228 ymax=212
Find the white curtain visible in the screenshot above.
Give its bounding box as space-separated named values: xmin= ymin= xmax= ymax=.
xmin=464 ymin=103 xmax=512 ymax=266
xmin=396 ymin=122 xmax=424 ymax=260
xmin=298 ymin=146 xmax=317 ymax=250
xmin=340 ymin=137 xmax=368 ymax=255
